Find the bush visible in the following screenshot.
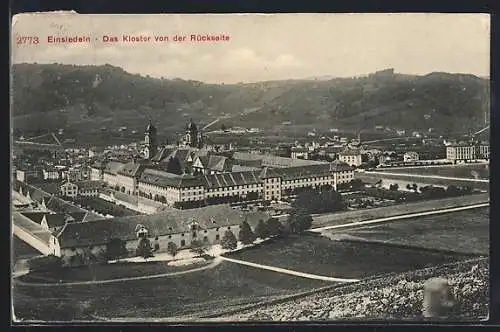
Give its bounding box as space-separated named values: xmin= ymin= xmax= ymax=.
xmin=254 ymin=219 xmax=270 ymax=239
xmin=136 ymin=238 xmax=153 ymax=258
xmin=239 ymin=220 xmax=256 ymax=244
xmin=266 ymin=217 xmax=284 ymax=237
xmin=287 ymin=213 xmax=313 ymax=234
xmin=221 ymin=230 xmax=238 ymax=250
xmin=167 ymin=241 xmax=178 ymax=257
xmin=190 ymin=239 xmax=209 ymax=256
xmin=292 ymin=187 xmax=346 ymax=215
xmin=105 ymin=238 xmax=128 ymax=260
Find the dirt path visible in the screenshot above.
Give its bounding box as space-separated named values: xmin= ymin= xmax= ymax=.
xmin=219 ymin=256 xmax=359 ymax=283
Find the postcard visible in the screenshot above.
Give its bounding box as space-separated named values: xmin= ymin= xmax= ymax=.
xmin=11 ymin=13 xmax=490 ymax=323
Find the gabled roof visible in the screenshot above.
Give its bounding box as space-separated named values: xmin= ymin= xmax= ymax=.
xmin=207 ymin=155 xmax=232 ymax=172
xmin=117 ymin=162 xmax=146 ymax=177
xmin=339 ymin=150 xmax=362 ymax=156
xmin=44 ymin=214 xmax=67 ymax=228
xmin=75 ymin=181 xmax=103 ymax=190
xmin=151 ymin=147 xmax=175 ymax=162
xmin=66 ymin=212 xmax=88 ymax=223
xmin=20 ymin=212 xmax=47 ymax=224
xmin=260 ymin=161 xmax=353 ymax=180
xmin=103 ymin=161 xmax=126 ymax=175
xmin=57 ymin=204 xmax=270 ymax=248
xmin=139 ymin=168 xmax=203 ymax=188
xmin=202 ymin=171 xmax=261 ymax=189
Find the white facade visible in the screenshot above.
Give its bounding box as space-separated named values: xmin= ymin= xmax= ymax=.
xmin=339 ymin=153 xmax=363 ymax=167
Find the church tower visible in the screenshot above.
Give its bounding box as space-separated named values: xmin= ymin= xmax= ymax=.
xmin=144 ymin=121 xmax=158 ymax=159
xmin=184 ymin=119 xmax=199 ymax=147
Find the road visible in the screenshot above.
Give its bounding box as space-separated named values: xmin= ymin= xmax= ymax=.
xmin=220 ymin=256 xmax=359 ymax=283
xmin=311 ymin=193 xmax=489 ymax=228
xmin=310 ymin=203 xmax=489 ymax=232
xmin=364 ymin=170 xmax=489 ymax=183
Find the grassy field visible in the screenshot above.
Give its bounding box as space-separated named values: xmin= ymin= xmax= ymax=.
xmin=13 ymin=261 xmax=331 ymax=321
xmin=312 ymin=193 xmax=489 ymax=228
xmin=330 ymin=207 xmax=489 ymax=255
xmin=226 ymin=234 xmax=470 ymax=279
xmin=377 ymin=164 xmax=490 ymax=180
xmin=225 ymin=257 xmax=488 ymax=321
xmin=18 ymin=259 xmax=211 ymax=283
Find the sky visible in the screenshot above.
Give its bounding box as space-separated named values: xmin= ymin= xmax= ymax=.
xmin=11 ymin=13 xmax=490 ymax=83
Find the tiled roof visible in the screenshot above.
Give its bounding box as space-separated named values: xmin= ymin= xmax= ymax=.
xmin=74 ymin=180 xmax=104 ymax=190
xmin=44 ymin=214 xmax=67 ymax=228
xmin=231 ymin=165 xmax=261 ymax=172
xmin=201 ymin=171 xmax=261 ymax=189
xmin=260 ymin=161 xmax=353 ymax=180
xmin=57 ymin=205 xmax=270 ymax=248
xmin=151 ymin=147 xmax=175 ymax=162
xmin=139 ymin=168 xmax=203 ymax=188
xmin=117 ymin=162 xmax=146 ymax=177
xmin=20 ymin=212 xmax=47 ymax=224
xmin=339 ymin=150 xmax=362 ymax=156
xmin=67 ymin=212 xmax=87 ymax=223
xmin=103 ymin=161 xmax=126 ymax=175
xmin=207 ymin=155 xmax=232 ymax=172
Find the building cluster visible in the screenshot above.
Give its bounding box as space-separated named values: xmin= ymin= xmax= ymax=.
xmin=86 ymin=121 xmax=355 ymax=207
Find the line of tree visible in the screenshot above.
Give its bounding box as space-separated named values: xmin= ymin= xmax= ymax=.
xmin=291 ymin=186 xmax=346 ymax=215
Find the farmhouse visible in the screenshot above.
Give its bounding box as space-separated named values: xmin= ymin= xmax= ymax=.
xmin=48 ymin=204 xmax=270 ymax=266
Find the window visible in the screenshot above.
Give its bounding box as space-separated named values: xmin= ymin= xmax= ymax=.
xmin=192 ymin=231 xmax=197 ymax=238
xmin=181 ymin=233 xmax=184 ymax=237
xmin=215 ymin=234 xmax=220 ymax=241
xmin=203 ymin=236 xmax=208 ymax=242
xmin=181 ymin=240 xmax=186 ymax=246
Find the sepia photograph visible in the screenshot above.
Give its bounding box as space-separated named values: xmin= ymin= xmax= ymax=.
xmin=10 ymin=13 xmax=490 ymax=323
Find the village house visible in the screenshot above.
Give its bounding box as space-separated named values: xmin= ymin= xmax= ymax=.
xmin=404 ymin=151 xmax=420 ymax=162
xmin=290 ymin=147 xmax=309 ymax=160
xmin=42 ymin=167 xmax=61 ymax=181
xmin=60 ymin=180 xmax=103 ymax=199
xmin=338 ymin=150 xmax=363 ymax=167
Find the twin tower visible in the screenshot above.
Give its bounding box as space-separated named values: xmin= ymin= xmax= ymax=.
xmin=143 ymin=119 xmax=204 ymax=159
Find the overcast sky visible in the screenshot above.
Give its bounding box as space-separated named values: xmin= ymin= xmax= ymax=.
xmin=12 ymin=13 xmax=490 ymax=83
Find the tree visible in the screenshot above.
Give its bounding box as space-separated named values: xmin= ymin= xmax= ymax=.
xmin=254 ymin=219 xmax=269 ymax=239
xmin=292 ymin=187 xmax=345 ymax=214
xmin=136 ymin=237 xmax=153 ymax=259
xmin=221 ymin=230 xmax=237 ymax=250
xmin=238 ymin=220 xmax=256 ymax=244
xmin=190 ymin=239 xmax=209 ymax=256
xmin=389 ymin=183 xmax=399 ymax=191
xmin=287 ymin=213 xmax=313 ymax=234
xmin=167 ymin=241 xmax=178 ymax=257
xmin=266 ymin=217 xmax=284 ymax=237
xmin=105 ymin=238 xmax=128 ymax=260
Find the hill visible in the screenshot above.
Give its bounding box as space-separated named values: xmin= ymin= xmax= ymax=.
xmin=11 ymin=63 xmax=490 ymax=142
